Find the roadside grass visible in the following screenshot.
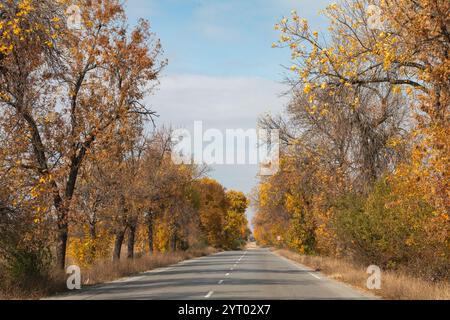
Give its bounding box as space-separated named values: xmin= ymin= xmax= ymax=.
xmin=0 ymin=267 xmax=66 ymax=300
xmin=274 ymin=249 xmax=450 ymax=300
xmin=0 ymin=247 xmax=217 ymax=300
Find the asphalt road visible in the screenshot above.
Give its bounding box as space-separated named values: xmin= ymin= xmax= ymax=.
xmin=51 ymin=248 xmax=374 ymax=300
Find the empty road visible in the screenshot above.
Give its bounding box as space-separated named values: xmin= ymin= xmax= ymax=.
xmin=51 ymin=248 xmax=374 ymax=300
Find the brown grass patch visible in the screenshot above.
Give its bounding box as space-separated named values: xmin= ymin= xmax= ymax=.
xmin=274 ymin=249 xmax=450 ymax=300
xmin=0 ymin=269 xmax=66 ymax=300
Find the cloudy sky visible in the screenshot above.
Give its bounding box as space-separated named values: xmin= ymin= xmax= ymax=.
xmin=124 ymin=0 xmax=332 ymax=220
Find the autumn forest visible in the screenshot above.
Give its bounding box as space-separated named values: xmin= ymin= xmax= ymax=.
xmin=0 ymin=0 xmax=449 ymax=300
xmin=254 ymin=0 xmax=449 ymax=283
xmin=0 ymin=0 xmax=250 ymax=297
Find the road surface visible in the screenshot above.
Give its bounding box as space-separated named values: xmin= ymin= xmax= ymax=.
xmin=50 ymin=248 xmax=375 ymax=300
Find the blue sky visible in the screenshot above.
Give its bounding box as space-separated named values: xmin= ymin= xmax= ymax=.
xmin=126 ymin=0 xmax=330 ymax=79
xmin=124 ymin=0 xmax=332 ymax=220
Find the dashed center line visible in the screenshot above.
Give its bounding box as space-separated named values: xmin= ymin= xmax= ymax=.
xmin=206 ymin=252 xmax=248 ymax=299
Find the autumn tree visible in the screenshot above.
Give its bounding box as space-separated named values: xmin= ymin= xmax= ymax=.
xmin=195 ymin=178 xmax=229 ymax=248
xmin=274 ymin=0 xmax=448 ymax=207
xmin=138 ymin=130 xmax=203 ymax=253
xmin=224 ymin=190 xmax=250 ymax=249
xmin=0 ymin=0 xmax=165 ymax=269
xmin=255 ymin=0 xmax=448 ymax=279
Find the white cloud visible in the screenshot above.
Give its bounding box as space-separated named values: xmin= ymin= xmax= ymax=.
xmin=149 ymin=74 xmax=289 ymax=129
xmin=145 ymin=74 xmax=289 ymax=199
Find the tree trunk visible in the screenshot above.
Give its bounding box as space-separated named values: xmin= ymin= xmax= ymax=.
xmin=170 ymin=232 xmax=177 ymax=252
xmin=127 ymin=224 xmax=136 ymax=259
xmin=147 ymin=212 xmax=154 ymax=254
xmin=56 ymin=222 xmax=68 ymax=270
xmin=113 ymin=228 xmax=126 ymax=262
xmin=54 ymin=143 xmax=89 ymax=269
xmin=89 ymin=222 xmax=96 ymax=239
xmin=88 ymin=218 xmax=97 ymax=258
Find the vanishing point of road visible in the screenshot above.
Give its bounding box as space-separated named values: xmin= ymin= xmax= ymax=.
xmin=50 ymin=248 xmax=375 ymax=300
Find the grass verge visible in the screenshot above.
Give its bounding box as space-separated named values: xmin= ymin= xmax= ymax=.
xmin=274 ymin=249 xmax=450 ymax=300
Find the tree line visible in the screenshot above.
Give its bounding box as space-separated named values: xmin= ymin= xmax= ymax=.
xmin=254 ymin=0 xmax=449 ymax=280
xmin=0 ymin=0 xmax=249 ymax=293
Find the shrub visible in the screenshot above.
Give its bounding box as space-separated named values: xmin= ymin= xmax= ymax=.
xmin=0 ymin=203 xmax=53 ymax=296
xmin=333 ymin=179 xmax=448 ymax=280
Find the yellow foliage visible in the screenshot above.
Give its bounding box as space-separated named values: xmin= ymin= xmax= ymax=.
xmin=259 ymin=0 xmax=449 ymax=278
xmin=67 ymin=228 xmax=112 ymax=267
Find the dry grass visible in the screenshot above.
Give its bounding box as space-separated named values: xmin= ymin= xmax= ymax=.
xmin=0 ymin=269 xmax=67 ymax=300
xmin=275 ymin=249 xmax=450 ymax=300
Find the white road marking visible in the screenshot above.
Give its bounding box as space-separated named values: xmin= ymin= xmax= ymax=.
xmin=309 ymin=272 xmax=321 ymax=280
xmin=142 ymin=267 xmax=173 ymax=275
xmin=111 ymin=275 xmax=144 ymax=283
xmin=274 ymin=252 xmax=322 ymax=281
xmin=155 ymin=267 xmax=173 ymax=273
xmin=218 ymin=280 xmax=224 ymax=285
xmin=205 ymin=291 xmax=214 ymax=298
